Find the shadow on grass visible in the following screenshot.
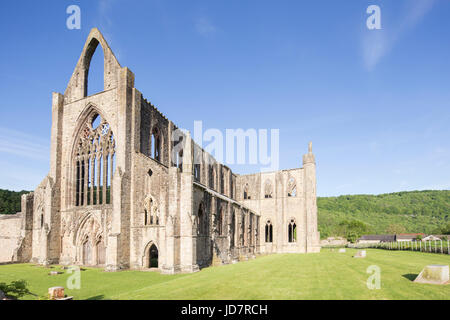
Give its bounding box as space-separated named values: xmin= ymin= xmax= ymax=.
xmin=86 ymin=295 xmax=105 ymax=300
xmin=402 ymin=273 xmax=418 ymax=282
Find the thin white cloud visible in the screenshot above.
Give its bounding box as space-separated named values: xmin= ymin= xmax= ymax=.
xmin=195 ymin=17 xmax=216 ymax=37
xmin=362 ymin=0 xmax=436 ymax=70
xmin=0 ymin=127 xmax=49 ymax=161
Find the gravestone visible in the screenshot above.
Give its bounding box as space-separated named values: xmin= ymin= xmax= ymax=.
xmin=354 ymin=250 xmax=366 ymax=258
xmin=0 ymin=290 xmax=6 ymax=300
xmin=48 ymin=286 xmax=65 ymax=300
xmin=414 ymin=265 xmax=449 ymax=285
xmin=338 ymin=248 xmax=346 ymax=253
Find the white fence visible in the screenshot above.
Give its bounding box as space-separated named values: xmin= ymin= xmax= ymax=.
xmin=353 ymin=240 xmax=450 ymax=255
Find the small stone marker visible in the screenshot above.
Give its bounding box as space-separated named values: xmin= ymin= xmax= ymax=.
xmin=338 ymin=248 xmax=346 ymax=253
xmin=0 ymin=290 xmax=6 ymax=300
xmin=48 ymin=286 xmax=65 ymax=300
xmin=354 ymin=250 xmax=366 ymax=258
xmin=49 ymin=271 xmax=62 ymax=276
xmin=414 ymin=265 xmax=449 ymax=285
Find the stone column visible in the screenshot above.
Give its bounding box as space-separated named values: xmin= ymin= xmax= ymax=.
xmin=303 ymin=142 xmax=320 ymax=253
xmin=179 ymin=132 xmax=199 ymax=272
xmin=106 ymin=67 xmax=135 ymax=271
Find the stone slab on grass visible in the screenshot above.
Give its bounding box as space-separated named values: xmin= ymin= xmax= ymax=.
xmin=354 ymin=250 xmax=366 ymax=258
xmin=414 ymin=265 xmax=449 ymax=285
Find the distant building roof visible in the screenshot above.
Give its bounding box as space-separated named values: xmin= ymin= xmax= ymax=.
xmin=358 ymin=234 xmax=395 ymax=242
xmin=397 ymin=233 xmax=425 ymax=240
xmin=423 ymin=235 xmax=447 ymax=241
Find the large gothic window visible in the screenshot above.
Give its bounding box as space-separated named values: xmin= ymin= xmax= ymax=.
xmin=288 ymin=219 xmax=297 ymax=243
xmin=265 ymin=220 xmax=273 ymax=243
xmin=74 ymin=112 xmax=116 ymax=207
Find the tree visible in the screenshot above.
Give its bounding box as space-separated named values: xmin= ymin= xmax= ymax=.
xmin=386 ymin=224 xmax=406 ymax=234
xmin=0 ymin=280 xmax=31 ymax=299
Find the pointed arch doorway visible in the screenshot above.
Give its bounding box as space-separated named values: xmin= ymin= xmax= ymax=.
xmin=149 ymin=244 xmax=158 ymax=268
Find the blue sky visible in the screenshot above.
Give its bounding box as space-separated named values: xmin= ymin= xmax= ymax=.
xmin=0 ymin=0 xmax=449 ymax=196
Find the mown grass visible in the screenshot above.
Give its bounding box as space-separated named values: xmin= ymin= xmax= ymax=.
xmin=0 ymin=248 xmax=449 ymax=300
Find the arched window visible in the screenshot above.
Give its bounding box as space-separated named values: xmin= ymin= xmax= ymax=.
xmin=230 ymin=175 xmax=234 ymax=198
xmin=96 ymin=237 xmax=106 ymax=265
xmin=288 ymin=219 xmax=297 ymax=243
xmin=197 ymin=204 xmax=206 ymax=236
xmin=243 ymin=183 xmax=250 ymax=200
xmin=194 ymin=164 xmax=201 ymax=181
xmin=264 ymin=180 xmax=273 ymax=199
xmin=217 ymin=208 xmax=224 ymax=236
xmin=85 ymin=39 xmax=104 ymax=97
xmin=151 ymin=127 xmax=161 ymax=161
xmin=83 ymin=239 xmax=92 ymax=265
xmin=221 ymin=171 xmax=225 ymax=194
xmin=177 ymin=150 xmax=183 ymax=172
xmin=144 ymin=195 xmax=158 ymax=226
xmin=74 ymin=112 xmax=116 ymax=207
xmin=241 ymin=214 xmax=245 ymax=246
xmin=265 ymin=220 xmax=273 ymax=243
xmin=230 ymin=210 xmax=235 ymax=247
xmin=287 ymin=178 xmax=297 ymax=197
xmin=173 ymin=135 xmax=183 ymax=170
xmin=209 ymin=165 xmax=216 ymax=190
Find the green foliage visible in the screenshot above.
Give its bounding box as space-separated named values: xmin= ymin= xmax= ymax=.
xmin=386 ymin=224 xmax=406 ymax=234
xmin=0 ymin=189 xmax=30 ymax=215
xmin=318 ymin=190 xmax=450 ymax=239
xmin=416 ymin=234 xmax=423 ymax=241
xmin=335 ymin=219 xmax=373 ymax=243
xmin=0 ymin=280 xmax=31 ymax=299
xmin=438 ymin=223 xmax=450 ymax=235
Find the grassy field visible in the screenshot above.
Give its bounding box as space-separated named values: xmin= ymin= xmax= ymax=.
xmin=0 ymin=248 xmax=449 ymax=300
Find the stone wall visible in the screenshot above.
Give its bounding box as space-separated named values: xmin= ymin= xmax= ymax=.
xmin=0 ymin=214 xmax=22 ymax=263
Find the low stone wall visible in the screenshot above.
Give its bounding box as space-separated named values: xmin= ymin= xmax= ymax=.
xmin=0 ymin=213 xmax=22 ymax=263
xmin=320 ymin=237 xmax=347 ymax=247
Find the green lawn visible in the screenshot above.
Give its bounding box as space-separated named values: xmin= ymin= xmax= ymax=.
xmin=0 ymin=248 xmax=449 ymax=300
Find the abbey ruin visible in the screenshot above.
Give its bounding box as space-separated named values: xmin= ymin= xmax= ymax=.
xmin=0 ymin=28 xmax=320 ymax=273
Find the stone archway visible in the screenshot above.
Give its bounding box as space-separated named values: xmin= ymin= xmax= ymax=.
xmin=143 ymin=241 xmax=159 ymax=269
xmin=75 ymin=213 xmax=104 ymax=266
xmin=96 ymin=237 xmax=106 ymax=266
xmin=82 ymin=239 xmax=92 ymax=265
xmin=149 ymin=244 xmax=158 ymax=268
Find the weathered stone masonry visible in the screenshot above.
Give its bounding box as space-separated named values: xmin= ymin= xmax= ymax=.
xmin=0 ymin=29 xmax=320 ymax=272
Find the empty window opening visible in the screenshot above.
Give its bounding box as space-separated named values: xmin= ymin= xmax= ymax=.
xmin=243 ymin=183 xmax=250 ymax=200
xmin=265 ymin=220 xmax=273 ymax=243
xmin=194 ymin=164 xmax=201 ymax=181
xmin=86 ymin=41 xmax=104 ymax=97
xmin=288 ymin=219 xmax=297 ymax=243
xmin=217 ymin=208 xmax=224 ymax=236
xmin=74 ymin=113 xmax=115 ymax=207
xmin=264 ymin=180 xmax=273 ymax=199
xmin=151 ymin=127 xmax=161 ymax=161
xmin=287 ymin=178 xmax=297 ymax=197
